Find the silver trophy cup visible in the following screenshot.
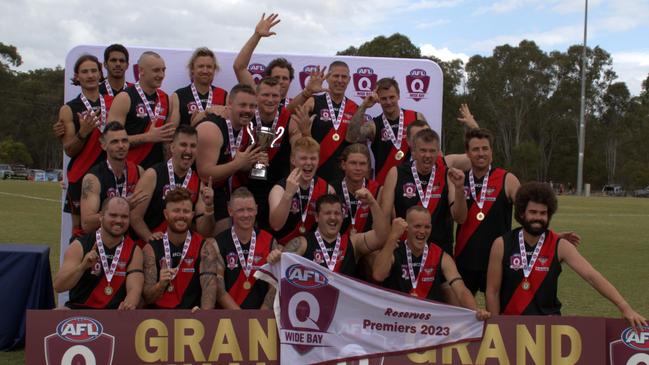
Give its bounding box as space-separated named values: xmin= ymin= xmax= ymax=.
xmin=246 ymin=124 xmax=285 ymax=180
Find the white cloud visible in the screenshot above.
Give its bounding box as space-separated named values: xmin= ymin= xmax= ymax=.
xmin=419 ymin=44 xmax=469 ymax=63
xmin=402 ymin=0 xmax=463 ymax=12
xmin=612 ymin=51 xmax=649 ymax=95
xmin=471 ymin=25 xmax=584 ymax=51
xmin=415 ymin=19 xmax=451 ymax=29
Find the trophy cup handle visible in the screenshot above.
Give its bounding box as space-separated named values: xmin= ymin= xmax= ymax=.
xmin=271 ymin=126 xmax=285 ymax=148
xmin=246 ymin=123 xmax=256 ymax=145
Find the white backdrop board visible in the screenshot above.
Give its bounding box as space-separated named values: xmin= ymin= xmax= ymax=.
xmin=58 ymin=44 xmax=443 ymax=303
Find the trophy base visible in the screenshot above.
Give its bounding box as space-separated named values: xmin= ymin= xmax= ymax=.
xmin=250 ymin=167 xmax=267 ymax=180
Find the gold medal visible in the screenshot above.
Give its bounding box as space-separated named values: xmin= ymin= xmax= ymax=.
xmin=395 ymin=150 xmax=404 ymax=160
xmin=476 ymin=211 xmax=485 ymax=221
xmin=104 ymin=285 xmax=113 ymax=296
xmin=299 ymin=225 xmax=306 ymax=234
xmin=167 ymin=284 xmax=174 ymax=292
xmin=243 ymin=281 xmax=252 ymax=290
xmin=332 ymin=133 xmax=340 ymax=141
xmin=521 ymin=279 xmax=530 ymax=291
xmin=411 ymin=292 xmax=418 ymax=297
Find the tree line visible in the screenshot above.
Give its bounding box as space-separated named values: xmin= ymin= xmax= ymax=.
xmin=1 ymin=36 xmax=647 ymax=189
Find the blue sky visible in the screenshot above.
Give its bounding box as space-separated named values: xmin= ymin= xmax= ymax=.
xmin=1 ymin=0 xmax=647 ymax=94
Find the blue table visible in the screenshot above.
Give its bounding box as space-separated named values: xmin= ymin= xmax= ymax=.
xmin=0 ymin=244 xmax=55 ymax=350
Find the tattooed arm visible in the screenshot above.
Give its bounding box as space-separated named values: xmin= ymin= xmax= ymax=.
xmin=199 ymin=239 xmax=218 ymax=309
xmin=210 ymin=239 xmax=241 ymax=310
xmin=261 ymin=238 xmax=281 ymax=310
xmin=80 ymin=174 xmax=101 ymax=233
xmin=142 ymin=244 xmax=167 ymax=304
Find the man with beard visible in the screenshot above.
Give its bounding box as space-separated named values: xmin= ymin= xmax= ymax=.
xmin=196 ymin=84 xmax=266 ymax=235
xmin=371 ymin=207 xmax=490 ymax=320
xmin=130 ymin=125 xmax=215 ymax=243
xmin=268 ymin=137 xmax=335 ymax=244
xmin=267 ymin=193 xmax=388 ymax=278
xmin=108 ymin=51 xmax=174 ymax=169
xmin=99 ymin=44 xmax=131 ymax=97
xmin=347 ymin=78 xmax=426 ymax=184
xmin=80 ymin=122 xmax=147 ymax=235
xmin=54 ymin=196 xmax=143 ymax=310
xmin=215 ymin=188 xmax=278 ymax=309
xmin=486 ymin=182 xmax=647 ymax=331
xmin=381 ymin=128 xmax=467 ymax=255
xmin=142 ymin=188 xmax=238 ymax=310
xmin=170 ymin=47 xmax=228 ymax=127
xmin=292 ymin=61 xmax=358 ymax=183
xmin=56 ymin=55 xmax=113 ymax=237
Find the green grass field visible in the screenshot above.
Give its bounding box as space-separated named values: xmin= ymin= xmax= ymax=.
xmin=1 ymin=180 xmax=648 ymax=364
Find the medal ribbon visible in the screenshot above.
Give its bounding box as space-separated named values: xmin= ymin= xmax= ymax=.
xmin=518 ymin=230 xmax=546 ymax=280
xmin=469 ymin=165 xmax=491 ymax=210
xmin=411 ymin=161 xmax=436 ymax=208
xmin=315 ymin=230 xmax=342 ymax=271
xmin=166 ymin=159 xmax=192 ymax=190
xmin=80 ymin=93 xmax=107 ymax=132
xmin=190 ymin=83 xmax=213 ymax=112
xmin=325 ymin=93 xmax=346 ymax=133
xmin=231 ymin=228 xmax=257 ymax=278
xmin=254 ymin=108 xmax=280 ymax=131
xmin=134 ymin=82 xmax=161 ymax=122
xmin=405 ymin=241 xmax=429 ymax=290
xmin=298 ymin=179 xmax=315 ymax=226
xmin=106 ymin=160 xmax=128 ymax=197
xmin=103 ymin=80 xmax=114 ymax=97
xmin=162 ymin=231 xmax=192 ymax=281
xmin=341 ymin=178 xmax=365 ymax=228
xmin=381 ymin=110 xmax=405 ymax=150
xmin=226 ymin=119 xmax=243 ymax=158
xmin=95 ymin=229 xmax=125 ymax=286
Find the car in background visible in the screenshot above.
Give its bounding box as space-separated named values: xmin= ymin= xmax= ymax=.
xmin=0 ymin=164 xmax=12 ymax=179
xmin=633 ymin=185 xmax=649 ymax=198
xmin=601 ymin=184 xmax=626 ymax=197
xmin=28 ymin=169 xmax=47 ymax=181
xmin=46 ymin=169 xmax=63 ymax=181
xmin=9 ymin=165 xmax=29 ymax=180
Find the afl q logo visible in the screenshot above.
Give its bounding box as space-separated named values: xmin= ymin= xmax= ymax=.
xmin=406 ymin=69 xmax=430 ymax=102
xmin=609 ymin=326 xmax=649 ymax=365
xmin=299 ymin=65 xmax=320 ymax=90
xmin=45 ymin=317 xmax=115 ymax=365
xmin=248 ymin=63 xmax=266 ymax=85
xmin=353 ymin=67 xmax=377 ymax=98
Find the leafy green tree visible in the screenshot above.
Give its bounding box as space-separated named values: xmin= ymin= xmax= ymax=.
xmin=0 ymin=137 xmax=32 ymax=165
xmin=337 ymin=33 xmax=421 ymax=58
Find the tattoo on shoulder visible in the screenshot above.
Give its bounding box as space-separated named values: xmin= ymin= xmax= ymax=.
xmin=143 ymin=251 xmax=158 ymax=286
xmin=283 ymin=237 xmax=302 ymax=253
xmin=81 ymin=178 xmax=94 ymax=199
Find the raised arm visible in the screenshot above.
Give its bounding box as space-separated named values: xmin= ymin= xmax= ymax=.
xmin=447 ymin=167 xmax=468 ymax=224
xmin=559 ymin=239 xmax=647 ymax=331
xmin=268 ymin=169 xmax=300 ymax=231
xmin=353 ymin=188 xmax=389 ymax=257
xmin=379 ymin=167 xmax=398 ymax=219
xmin=371 ymin=218 xmax=405 ymax=282
xmin=485 ymin=237 xmax=505 ymax=315
xmin=286 ymin=66 xmax=327 ymax=111
xmin=346 ymin=92 xmax=377 ymax=143
xmin=53 ymin=241 xmax=96 ymax=293
xmin=233 ymin=13 xmax=281 ymax=87
xmin=194 ymin=177 xmax=216 ymax=237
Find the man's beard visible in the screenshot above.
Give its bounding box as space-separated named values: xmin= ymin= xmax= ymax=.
xmin=522 ymin=218 xmax=548 ymax=236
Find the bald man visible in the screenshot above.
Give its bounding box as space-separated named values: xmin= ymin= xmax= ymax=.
xmin=108 ymin=51 xmax=174 ymax=169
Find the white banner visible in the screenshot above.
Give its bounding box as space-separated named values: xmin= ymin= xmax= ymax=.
xmin=257 ymin=253 xmax=484 ymax=365
xmin=59 ymin=45 xmax=443 ymax=304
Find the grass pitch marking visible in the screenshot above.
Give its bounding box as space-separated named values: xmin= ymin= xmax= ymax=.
xmin=0 ymin=191 xmax=61 ymax=203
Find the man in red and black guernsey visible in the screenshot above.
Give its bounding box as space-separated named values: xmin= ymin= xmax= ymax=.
xmin=196 ymin=83 xmax=266 ymax=236
xmin=130 ymin=125 xmax=215 ymax=244
xmin=268 ymin=137 xmax=335 ymax=245
xmin=170 ymin=47 xmax=227 ymax=127
xmin=108 ymin=51 xmax=174 ymax=169
xmin=381 ymin=128 xmax=468 ymax=255
xmin=142 ymin=188 xmax=239 ymax=310
xmin=80 ymin=122 xmax=146 ymax=236
xmin=454 ymin=128 xmax=520 ymax=295
xmin=486 ymin=182 xmax=647 ymax=330
xmin=267 ymin=193 xmax=388 ymax=278
xmin=371 ymin=207 xmax=490 ymax=320
xmin=333 ymin=143 xmax=382 ymax=235
xmin=296 ymin=61 xmax=358 ymax=183
xmin=56 ymin=55 xmax=113 ymax=237
xmin=347 ymin=78 xmax=426 ymax=185
xmin=54 ymin=196 xmax=143 ymax=310
xmin=215 ymin=187 xmax=277 ymax=309
xmin=99 ymin=44 xmax=132 ymax=97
